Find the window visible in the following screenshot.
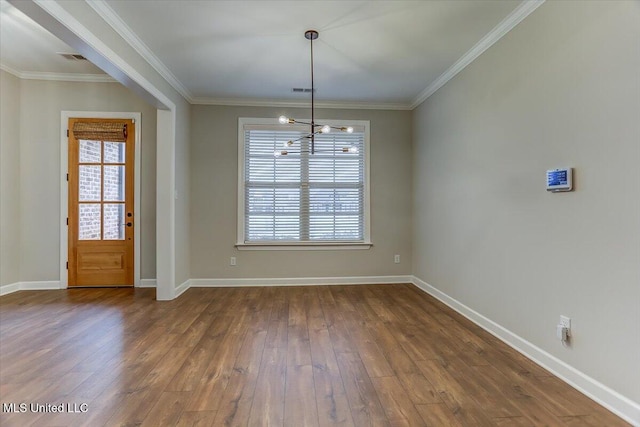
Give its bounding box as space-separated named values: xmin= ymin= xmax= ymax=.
xmin=237 ymin=118 xmax=371 ymax=249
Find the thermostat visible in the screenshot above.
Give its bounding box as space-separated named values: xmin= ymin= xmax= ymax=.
xmin=546 ymin=168 xmax=572 ymax=192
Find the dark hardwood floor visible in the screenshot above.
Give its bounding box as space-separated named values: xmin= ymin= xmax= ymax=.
xmin=0 ymin=284 xmax=629 ymax=426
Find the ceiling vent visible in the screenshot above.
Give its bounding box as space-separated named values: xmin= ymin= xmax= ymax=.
xmin=58 ymin=53 xmax=87 ymax=61
xmin=292 ymin=88 xmax=315 ymax=93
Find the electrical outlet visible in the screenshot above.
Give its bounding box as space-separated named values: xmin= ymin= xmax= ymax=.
xmin=557 ymin=324 xmax=569 ymax=342
xmin=230 ymin=257 xmax=237 ymax=266
xmin=394 ymin=254 xmax=400 ymax=264
xmin=560 ymin=315 xmax=571 ymax=329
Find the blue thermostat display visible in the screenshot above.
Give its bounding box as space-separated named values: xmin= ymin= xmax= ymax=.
xmin=546 ymin=168 xmax=573 ymax=192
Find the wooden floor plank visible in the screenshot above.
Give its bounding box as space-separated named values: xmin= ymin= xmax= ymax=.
xmin=309 ymin=326 xmax=354 ymax=426
xmin=335 ymin=351 xmax=390 ymax=427
xmin=287 ymin=287 xmax=313 ymax=368
xmin=284 ymin=364 xmax=319 ymax=427
xmin=175 ymin=410 xmax=217 ymax=427
xmin=265 ymin=319 xmax=288 ymax=349
xmin=371 ymin=376 xmax=427 ymax=426
xmin=212 ymin=328 xmax=267 ymax=427
xmin=317 ymin=286 xmax=358 ymax=354
xmin=247 ymin=346 xmax=287 ymax=427
xmin=493 ymin=416 xmax=535 ymax=426
xmin=341 ymin=311 xmax=394 ymax=379
xmin=365 ymin=320 xmax=441 ymax=405
xmin=415 ymin=358 xmax=496 ymax=426
xmin=415 ymin=402 xmax=463 ymax=426
xmin=0 ymin=285 xmax=630 ymax=427
xmin=469 ymin=363 xmax=567 ymax=426
xmin=103 ymin=386 xmax=166 ymax=426
xmin=392 ymin=322 xmax=443 ymax=362
xmin=140 ymin=391 xmax=191 ymax=427
xmin=187 ymin=305 xmax=253 ymax=412
xmin=441 ymin=356 xmax=523 ymax=419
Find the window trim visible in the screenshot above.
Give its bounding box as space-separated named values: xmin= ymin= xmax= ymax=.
xmin=237 ymin=117 xmax=371 ymax=250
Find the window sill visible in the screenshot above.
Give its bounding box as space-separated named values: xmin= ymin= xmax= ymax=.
xmin=236 ymin=242 xmax=372 ymax=251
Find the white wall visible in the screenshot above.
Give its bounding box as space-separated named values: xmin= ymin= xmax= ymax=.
xmin=18 ymin=79 xmax=157 ymax=281
xmin=190 ymin=105 xmax=412 ymax=280
xmin=412 ymin=0 xmax=639 ymax=404
xmin=0 ymin=70 xmax=21 ymax=286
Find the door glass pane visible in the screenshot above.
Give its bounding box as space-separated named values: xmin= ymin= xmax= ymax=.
xmin=103 ymin=166 xmax=125 ymax=201
xmin=104 ymin=204 xmax=125 ymax=240
xmin=79 ymin=204 xmax=101 ymax=240
xmin=79 ymin=165 xmax=101 ymax=201
xmin=104 ymin=142 xmax=125 ymax=163
xmin=79 ymin=140 xmax=101 ymax=163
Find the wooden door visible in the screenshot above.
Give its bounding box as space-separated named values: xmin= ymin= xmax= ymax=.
xmin=68 ymin=118 xmax=135 ymax=287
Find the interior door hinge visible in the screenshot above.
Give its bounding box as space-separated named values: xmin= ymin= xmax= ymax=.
xmin=66 ymin=262 xmax=68 ymax=270
xmin=66 ymin=217 xmax=68 ymax=225
xmin=66 ymin=173 xmax=69 ymax=181
xmin=66 ymin=129 xmax=69 ymax=137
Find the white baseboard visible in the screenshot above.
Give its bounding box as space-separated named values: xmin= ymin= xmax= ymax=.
xmin=20 ymin=281 xmax=62 ymax=291
xmin=2 ymin=276 xmax=412 ymax=296
xmin=138 ymin=279 xmax=157 ymax=288
xmin=0 ymin=281 xmax=63 ymax=296
xmin=189 ymin=275 xmax=413 ymax=288
xmin=0 ymin=282 xmax=20 ymax=296
xmin=410 ymin=275 xmax=640 ymax=426
xmin=174 ymin=279 xmax=190 ymax=298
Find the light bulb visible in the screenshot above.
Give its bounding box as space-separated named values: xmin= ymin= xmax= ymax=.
xmin=321 ymin=125 xmax=331 ymax=133
xmin=346 ymin=126 xmax=354 ymax=133
xmin=348 ymin=146 xmax=358 ymax=154
xmin=287 ymin=140 xmax=294 ymax=146
xmin=274 ymin=150 xmax=281 ymax=157
xmin=278 ymin=116 xmax=288 ymax=124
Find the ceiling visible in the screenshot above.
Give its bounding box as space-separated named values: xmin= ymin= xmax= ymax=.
xmin=0 ymin=1 xmax=107 ymax=77
xmin=0 ymin=0 xmax=538 ymax=109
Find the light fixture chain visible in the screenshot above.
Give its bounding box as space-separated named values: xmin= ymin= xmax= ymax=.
xmin=310 ymin=31 xmax=315 ymax=154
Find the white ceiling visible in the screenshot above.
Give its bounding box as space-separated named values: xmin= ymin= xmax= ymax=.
xmin=0 ymin=1 xmax=107 ymax=77
xmin=0 ymin=0 xmax=539 ymax=108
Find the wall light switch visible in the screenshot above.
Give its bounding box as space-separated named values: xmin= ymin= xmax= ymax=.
xmin=394 ymin=254 xmax=400 ymax=264
xmin=230 ymin=257 xmax=237 ymax=266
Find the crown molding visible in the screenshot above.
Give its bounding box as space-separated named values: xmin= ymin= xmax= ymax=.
xmin=20 ymin=72 xmax=115 ymax=82
xmin=85 ymin=0 xmax=193 ymax=101
xmin=1 ymin=63 xmax=114 ymax=82
xmin=10 ymin=0 xmax=543 ymax=110
xmin=1 ymin=59 xmax=405 ymax=109
xmin=411 ymin=0 xmax=545 ymax=109
xmin=0 ymin=63 xmax=21 ymax=78
xmin=88 ymin=0 xmax=542 ymax=111
xmin=85 ymin=0 xmax=411 ymax=110
xmin=190 ymin=96 xmax=412 ymax=111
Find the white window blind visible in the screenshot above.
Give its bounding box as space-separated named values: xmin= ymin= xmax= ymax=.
xmin=242 ymin=124 xmax=366 ymax=244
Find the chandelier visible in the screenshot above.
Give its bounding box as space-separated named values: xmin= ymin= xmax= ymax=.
xmin=275 ymin=30 xmax=356 ymax=157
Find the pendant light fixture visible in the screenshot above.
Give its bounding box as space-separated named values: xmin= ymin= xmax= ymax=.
xmin=276 ymin=30 xmax=356 ymax=157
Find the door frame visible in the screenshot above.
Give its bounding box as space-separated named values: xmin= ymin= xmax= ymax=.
xmin=60 ymin=111 xmax=142 ymax=289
